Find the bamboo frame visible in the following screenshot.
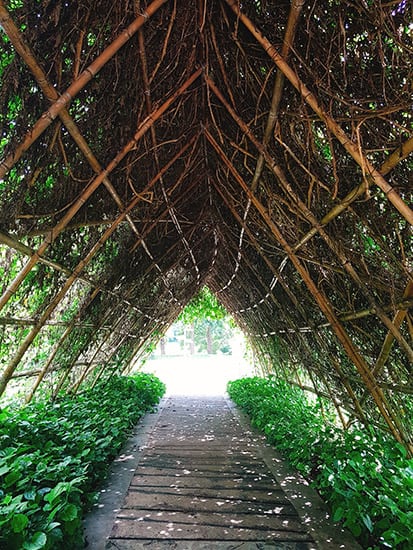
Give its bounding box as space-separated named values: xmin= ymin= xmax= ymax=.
xmin=0 ymin=71 xmax=201 ymax=315
xmin=0 ymin=0 xmax=410 ymax=452
xmin=205 ymin=128 xmax=411 ymax=452
xmin=206 ymin=76 xmax=413 ymax=364
xmin=223 ymin=0 xmax=413 ymax=227
xmin=0 ymin=0 xmax=169 ymax=179
xmin=211 ymin=165 xmax=371 ymax=426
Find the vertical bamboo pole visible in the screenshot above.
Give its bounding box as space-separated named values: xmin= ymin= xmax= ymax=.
xmin=25 ymin=288 xmax=101 ymax=402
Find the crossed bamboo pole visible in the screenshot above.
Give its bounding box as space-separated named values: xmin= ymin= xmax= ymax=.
xmin=205 ymin=127 xmax=411 ymax=452
xmin=206 ymin=76 xmax=413 ymax=364
xmin=223 ymin=0 xmax=413 ymax=227
xmin=217 ymin=0 xmax=304 ymax=293
xmin=0 ymin=0 xmax=169 ymax=180
xmin=67 ymin=306 xmax=140 ymax=395
xmin=24 ymin=136 xmax=200 ymax=397
xmin=0 ymin=69 xmax=201 ymax=319
xmin=25 ymin=287 xmax=101 ymax=402
xmin=211 ymin=163 xmax=370 ymax=425
xmin=0 ymin=2 xmax=198 ymax=315
xmin=0 ymin=70 xmax=202 ymax=396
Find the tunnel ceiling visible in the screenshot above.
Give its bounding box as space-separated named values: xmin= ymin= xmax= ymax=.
xmin=0 ymin=0 xmax=412 ymax=448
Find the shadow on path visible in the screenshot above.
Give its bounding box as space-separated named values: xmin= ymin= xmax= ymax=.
xmin=84 ymin=395 xmax=360 ymax=550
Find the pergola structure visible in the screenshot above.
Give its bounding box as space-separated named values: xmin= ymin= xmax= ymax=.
xmin=0 ymin=0 xmax=412 ymax=452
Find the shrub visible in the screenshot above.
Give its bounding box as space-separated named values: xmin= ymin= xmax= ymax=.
xmin=0 ymin=373 xmax=166 ymax=549
xmin=227 ymin=376 xmax=413 ymax=549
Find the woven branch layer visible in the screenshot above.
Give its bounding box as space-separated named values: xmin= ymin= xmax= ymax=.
xmin=0 ymin=0 xmax=412 ymax=450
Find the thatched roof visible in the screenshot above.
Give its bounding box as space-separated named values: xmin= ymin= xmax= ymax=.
xmin=0 ymin=0 xmax=412 ymax=451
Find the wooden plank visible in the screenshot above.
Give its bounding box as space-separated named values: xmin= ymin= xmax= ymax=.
xmin=123 ymin=491 xmax=295 ymax=514
xmin=128 ymin=485 xmax=289 ymax=502
xmin=131 ymin=474 xmax=280 ymax=490
xmin=106 ymin=540 xmax=316 ymax=549
xmin=110 ymin=509 xmax=312 ymax=541
xmin=135 ymin=465 xmax=275 ymax=478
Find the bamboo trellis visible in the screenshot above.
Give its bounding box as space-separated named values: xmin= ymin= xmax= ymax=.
xmin=0 ymin=0 xmax=411 ymax=452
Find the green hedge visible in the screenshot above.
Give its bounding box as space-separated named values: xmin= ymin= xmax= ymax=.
xmin=0 ymin=373 xmax=166 ymax=549
xmin=227 ymin=376 xmax=413 ymax=549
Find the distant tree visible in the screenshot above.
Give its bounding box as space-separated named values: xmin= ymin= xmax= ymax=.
xmin=179 ymin=286 xmax=226 ymax=323
xmin=178 ymin=287 xmax=231 ymax=354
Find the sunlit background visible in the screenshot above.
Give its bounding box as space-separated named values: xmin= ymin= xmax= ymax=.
xmin=135 ymin=321 xmax=256 ymax=396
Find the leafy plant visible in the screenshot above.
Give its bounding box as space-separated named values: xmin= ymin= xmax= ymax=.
xmin=0 ymin=373 xmax=165 ymax=549
xmin=227 ymin=376 xmax=413 ymax=549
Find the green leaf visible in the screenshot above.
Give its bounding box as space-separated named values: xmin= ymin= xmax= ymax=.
xmin=44 ymin=481 xmax=69 ymax=504
xmin=348 ymin=522 xmax=362 ymax=537
xmin=24 ymin=489 xmax=37 ymax=501
xmin=361 ymin=514 xmax=373 ymax=533
xmin=333 ymin=506 xmax=344 ymax=522
xmin=0 ymin=463 xmax=10 ymax=476
xmin=11 ymin=513 xmax=29 ymax=533
xmin=23 ymin=531 xmax=47 ymax=550
xmin=60 ymin=503 xmax=78 ymax=521
xmin=5 ymin=469 xmax=20 ymax=486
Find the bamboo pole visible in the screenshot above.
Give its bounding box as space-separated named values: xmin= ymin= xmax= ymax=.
xmin=67 ymin=306 xmax=136 ymax=395
xmin=249 ymin=0 xmax=304 ymax=192
xmin=205 ymin=128 xmax=411 ymax=452
xmin=218 ymin=0 xmax=304 ymax=292
xmin=0 ymin=0 xmax=169 ymax=180
xmin=206 ymin=76 xmax=413 ymax=363
xmin=374 ymin=281 xmax=413 ymax=375
xmin=23 ymin=217 xmax=166 ymax=238
xmin=0 ymin=71 xmax=201 ymax=316
xmin=0 ymin=127 xmax=199 ymax=397
xmin=0 ymin=231 xmax=72 ymax=277
xmin=223 ymin=0 xmax=413 ymax=227
xmin=0 ymin=316 xmax=108 ymax=328
xmin=25 ymin=288 xmax=101 ymax=402
xmin=349 ymin=281 xmax=413 ymax=415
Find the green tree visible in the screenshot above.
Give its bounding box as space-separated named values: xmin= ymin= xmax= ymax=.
xmin=179 ymin=287 xmax=231 ymax=354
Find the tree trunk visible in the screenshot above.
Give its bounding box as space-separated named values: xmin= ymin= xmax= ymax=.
xmin=206 ymin=324 xmax=212 ymax=354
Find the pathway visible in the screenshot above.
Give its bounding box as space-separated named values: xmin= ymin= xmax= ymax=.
xmin=84 ymin=395 xmax=360 ymax=549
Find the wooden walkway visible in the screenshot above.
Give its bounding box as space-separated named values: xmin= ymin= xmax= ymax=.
xmin=84 ymin=396 xmax=360 ymax=549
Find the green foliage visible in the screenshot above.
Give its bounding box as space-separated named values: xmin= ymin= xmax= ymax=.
xmin=227 ymin=376 xmax=413 ymax=549
xmin=179 ymin=286 xmax=227 ymax=324
xmin=176 ymin=287 xmax=235 ymax=354
xmin=0 ymin=373 xmax=165 ymax=549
